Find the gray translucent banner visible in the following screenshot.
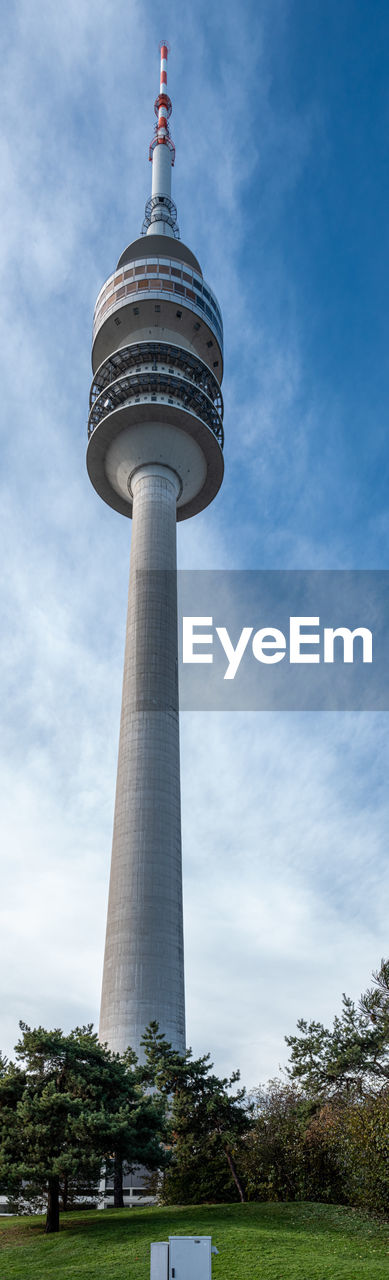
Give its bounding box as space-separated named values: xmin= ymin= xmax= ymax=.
xmin=173 ymin=571 xmax=389 ymax=710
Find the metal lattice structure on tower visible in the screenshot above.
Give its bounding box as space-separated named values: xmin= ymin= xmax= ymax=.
xmin=87 ymin=45 xmax=224 ymax=1061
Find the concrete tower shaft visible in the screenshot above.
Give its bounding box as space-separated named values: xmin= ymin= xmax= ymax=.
xmin=88 ymin=46 xmax=224 ymax=1060
xmin=99 ymin=464 xmax=185 ymax=1056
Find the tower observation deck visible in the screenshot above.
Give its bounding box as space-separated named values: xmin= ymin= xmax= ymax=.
xmin=88 ymin=44 xmax=224 ymax=1060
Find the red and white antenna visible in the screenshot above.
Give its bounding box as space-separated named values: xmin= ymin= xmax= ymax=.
xmin=143 ymin=42 xmax=179 ymax=237
xmin=149 ymin=41 xmax=175 ymax=165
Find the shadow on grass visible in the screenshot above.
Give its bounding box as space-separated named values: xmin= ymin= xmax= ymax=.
xmin=1 ymin=1202 xmax=387 ymax=1256
xmin=2 ymin=1202 xmax=383 ymax=1244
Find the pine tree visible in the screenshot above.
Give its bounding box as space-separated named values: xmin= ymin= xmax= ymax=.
xmin=0 ymin=1023 xmax=165 ymax=1231
xmin=285 ymin=958 xmax=389 ymax=1099
xmin=141 ymin=1022 xmax=252 ymax=1204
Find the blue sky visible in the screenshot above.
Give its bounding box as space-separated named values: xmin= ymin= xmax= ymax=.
xmin=1 ymin=0 xmax=388 ymax=1085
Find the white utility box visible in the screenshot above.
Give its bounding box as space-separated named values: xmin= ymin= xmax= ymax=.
xmin=150 ymin=1241 xmax=169 ymax=1280
xmin=170 ymin=1235 xmax=212 ymax=1279
xmin=150 ymin=1235 xmax=218 ymax=1280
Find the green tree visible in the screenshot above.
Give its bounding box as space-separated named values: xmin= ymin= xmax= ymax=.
xmin=0 ymin=1052 xmax=26 ymax=1206
xmin=0 ymin=1023 xmax=165 ymax=1232
xmin=339 ymin=1087 xmax=389 ymax=1215
xmin=141 ymin=1023 xmax=252 ymax=1204
xmin=108 ymin=1045 xmax=168 ymax=1210
xmin=285 ymin=958 xmax=389 ymax=1099
xmin=241 ymin=1080 xmax=311 ymax=1202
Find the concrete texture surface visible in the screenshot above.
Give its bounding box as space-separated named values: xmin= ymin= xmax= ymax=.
xmin=99 ymin=464 xmax=185 ymax=1059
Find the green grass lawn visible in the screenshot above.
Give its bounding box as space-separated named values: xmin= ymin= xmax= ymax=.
xmin=1 ymin=1202 xmax=388 ymax=1280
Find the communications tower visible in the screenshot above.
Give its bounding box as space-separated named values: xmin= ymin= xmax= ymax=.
xmin=87 ymin=45 xmax=224 ymax=1059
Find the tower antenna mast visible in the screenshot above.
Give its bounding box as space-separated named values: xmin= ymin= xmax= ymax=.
xmin=143 ymin=41 xmax=179 ymax=238
xmin=149 ymin=41 xmax=175 ymax=165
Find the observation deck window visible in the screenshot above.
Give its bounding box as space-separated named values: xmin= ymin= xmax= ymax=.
xmin=93 ymin=265 xmax=223 ymax=357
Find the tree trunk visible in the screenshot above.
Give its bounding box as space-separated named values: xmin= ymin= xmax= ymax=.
xmin=113 ymin=1152 xmax=124 ymax=1208
xmin=224 ymin=1146 xmax=245 ymax=1202
xmin=46 ymin=1175 xmax=60 ymax=1233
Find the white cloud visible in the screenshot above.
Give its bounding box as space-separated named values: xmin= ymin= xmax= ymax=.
xmin=180 ymin=711 xmax=389 ymax=1083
